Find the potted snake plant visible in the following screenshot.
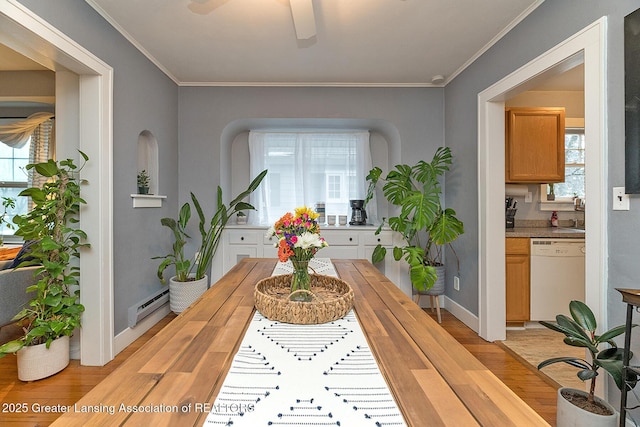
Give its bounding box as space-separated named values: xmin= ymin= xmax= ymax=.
xmin=365 ymin=146 xmax=464 ymax=294
xmin=0 ymin=153 xmax=89 ymax=381
xmin=155 ymin=169 xmax=267 ymax=313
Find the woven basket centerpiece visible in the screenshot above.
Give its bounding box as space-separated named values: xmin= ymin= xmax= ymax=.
xmin=255 ymin=274 xmax=354 ymax=324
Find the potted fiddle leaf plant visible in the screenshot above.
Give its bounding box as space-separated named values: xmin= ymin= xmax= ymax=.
xmin=365 ymin=146 xmax=464 ymax=294
xmin=155 ymin=169 xmax=267 ymax=313
xmin=538 ymin=300 xmax=637 ymax=426
xmin=0 ymin=153 xmax=89 ymax=381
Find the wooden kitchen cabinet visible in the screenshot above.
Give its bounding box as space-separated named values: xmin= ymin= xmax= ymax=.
xmin=505 ymin=107 xmax=565 ymax=183
xmin=506 ymin=237 xmax=530 ymax=322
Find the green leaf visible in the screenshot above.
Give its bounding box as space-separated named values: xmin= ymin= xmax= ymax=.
xmin=410 ymin=264 xmax=436 ymax=291
xmin=0 ymin=340 xmax=25 ymax=354
xmin=569 ymin=300 xmax=597 ymax=333
xmin=537 ymin=356 xmax=590 ymax=371
xmin=371 ymin=245 xmax=387 ymax=264
xmin=596 ymin=324 xmax=628 ymax=344
xmin=34 ymin=159 xmax=59 ymax=177
xmin=392 ymin=246 xmax=402 ymax=261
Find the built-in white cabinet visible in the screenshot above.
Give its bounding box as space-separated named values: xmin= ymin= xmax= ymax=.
xmin=211 ymin=225 xmax=408 ymax=296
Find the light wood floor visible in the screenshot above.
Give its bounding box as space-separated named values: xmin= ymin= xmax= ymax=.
xmin=0 ymin=309 xmax=557 ymax=426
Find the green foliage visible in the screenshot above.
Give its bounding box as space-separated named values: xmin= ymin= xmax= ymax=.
xmin=137 ymin=170 xmax=150 ymax=187
xmin=367 ymin=147 xmax=464 ymax=292
xmin=538 ymin=300 xmax=637 ymax=403
xmin=0 ymin=196 xmax=16 ymax=245
xmin=155 ymin=170 xmax=267 ymax=284
xmin=0 ymin=153 xmax=89 ymax=357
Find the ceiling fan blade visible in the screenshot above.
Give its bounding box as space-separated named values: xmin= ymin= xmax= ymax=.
xmin=289 ymin=0 xmax=316 ymax=40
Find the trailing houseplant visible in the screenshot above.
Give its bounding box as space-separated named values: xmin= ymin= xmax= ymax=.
xmin=538 ymin=300 xmax=637 ymax=424
xmin=0 ymin=153 xmax=89 ymax=375
xmin=155 ymin=169 xmax=267 ymax=285
xmin=365 ymin=146 xmax=464 ymax=292
xmin=0 ymin=196 xmax=16 ymax=245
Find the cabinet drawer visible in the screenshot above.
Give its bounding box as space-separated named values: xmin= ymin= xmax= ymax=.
xmin=321 ymin=230 xmax=358 ymax=245
xmin=363 ymin=231 xmax=393 ymax=246
xmin=228 ymin=230 xmax=258 ymax=245
xmin=505 ymin=237 xmax=529 ymax=255
xmin=263 ymin=234 xmax=278 ymax=246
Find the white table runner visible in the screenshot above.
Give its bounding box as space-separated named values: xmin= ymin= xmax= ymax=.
xmin=203 ymin=259 xmax=407 ymax=426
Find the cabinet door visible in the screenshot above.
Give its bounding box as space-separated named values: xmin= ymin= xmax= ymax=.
xmin=506 ymin=253 xmax=530 ymax=322
xmin=505 ymin=107 xmax=565 ymax=183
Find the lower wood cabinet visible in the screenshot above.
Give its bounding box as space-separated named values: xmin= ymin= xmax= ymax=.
xmin=506 ymin=237 xmax=530 ymax=322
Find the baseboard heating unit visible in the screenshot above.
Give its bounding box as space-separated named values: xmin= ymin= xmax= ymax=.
xmin=128 ymin=287 xmax=170 ymax=328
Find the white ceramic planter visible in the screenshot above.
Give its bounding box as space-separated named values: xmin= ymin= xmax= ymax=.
xmin=17 ymin=335 xmax=70 ymax=381
xmin=169 ymin=275 xmax=208 ymax=314
xmin=556 ymin=387 xmax=617 ymax=427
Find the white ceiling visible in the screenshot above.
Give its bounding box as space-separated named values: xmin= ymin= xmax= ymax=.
xmin=85 ymin=0 xmax=544 ymax=86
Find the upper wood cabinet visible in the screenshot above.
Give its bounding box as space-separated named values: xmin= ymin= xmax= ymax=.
xmin=505 ymin=107 xmax=565 ymax=183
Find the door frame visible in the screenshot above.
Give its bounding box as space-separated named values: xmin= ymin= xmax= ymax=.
xmin=0 ymin=0 xmax=114 ymax=365
xmin=478 ymin=18 xmax=607 ymax=341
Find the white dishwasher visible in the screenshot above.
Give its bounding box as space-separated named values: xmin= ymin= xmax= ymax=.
xmin=530 ymin=238 xmax=585 ymax=321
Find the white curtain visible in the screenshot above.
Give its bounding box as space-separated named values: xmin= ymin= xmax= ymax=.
xmin=0 ymin=112 xmax=55 ymax=209
xmin=0 ymin=112 xmax=54 ymax=148
xmin=249 ymin=130 xmax=375 ymax=225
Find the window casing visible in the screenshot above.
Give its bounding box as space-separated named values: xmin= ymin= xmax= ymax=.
xmin=540 ymin=128 xmax=585 ymax=205
xmin=0 ymin=135 xmax=29 ymax=237
xmin=249 ymin=131 xmax=372 ymax=225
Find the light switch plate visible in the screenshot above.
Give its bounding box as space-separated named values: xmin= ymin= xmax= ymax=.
xmin=613 ymin=187 xmax=630 ymax=211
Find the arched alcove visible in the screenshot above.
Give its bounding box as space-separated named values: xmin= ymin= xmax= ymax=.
xmin=137 ymin=130 xmax=158 ymax=195
xmin=132 ymin=130 xmax=165 ymax=208
xmin=219 ymin=118 xmax=401 ymax=220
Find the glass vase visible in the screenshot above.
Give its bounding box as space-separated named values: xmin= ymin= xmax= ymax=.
xmin=290 ymin=258 xmax=312 ymax=302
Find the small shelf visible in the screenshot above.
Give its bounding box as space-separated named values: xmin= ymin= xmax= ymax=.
xmin=131 ymin=194 xmax=166 ymax=208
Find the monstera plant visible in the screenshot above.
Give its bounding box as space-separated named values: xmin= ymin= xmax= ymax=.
xmin=366 ymin=146 xmax=464 ymax=292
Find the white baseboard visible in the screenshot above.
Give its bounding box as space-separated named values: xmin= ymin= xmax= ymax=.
xmin=443 ymin=296 xmax=479 ymax=333
xmin=113 ymin=304 xmax=171 ymax=356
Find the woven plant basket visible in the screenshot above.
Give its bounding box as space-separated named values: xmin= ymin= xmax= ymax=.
xmin=255 ymin=274 xmax=354 ymax=324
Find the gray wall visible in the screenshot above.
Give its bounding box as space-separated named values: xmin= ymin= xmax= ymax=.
xmin=178 ymin=86 xmax=444 ymax=223
xmin=444 ymin=0 xmax=640 ymax=403
xmin=17 ymin=0 xmax=180 ymax=334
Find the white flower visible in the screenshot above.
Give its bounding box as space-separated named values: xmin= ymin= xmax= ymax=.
xmin=294 ymin=232 xmax=325 ymax=249
xmin=265 ymin=226 xmax=275 ymax=238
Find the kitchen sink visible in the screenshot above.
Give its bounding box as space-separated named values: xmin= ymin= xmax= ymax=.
xmin=552 ymin=227 xmax=586 ymax=233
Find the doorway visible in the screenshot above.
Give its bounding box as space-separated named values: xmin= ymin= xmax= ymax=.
xmin=478 ymin=18 xmax=607 ymax=342
xmin=0 ymin=1 xmax=114 ymax=365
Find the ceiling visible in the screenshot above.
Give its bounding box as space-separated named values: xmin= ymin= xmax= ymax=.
xmin=85 ymin=0 xmax=544 ymax=86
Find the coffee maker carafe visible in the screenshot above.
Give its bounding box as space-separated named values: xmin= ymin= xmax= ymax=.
xmin=349 ymin=199 xmax=367 ymax=225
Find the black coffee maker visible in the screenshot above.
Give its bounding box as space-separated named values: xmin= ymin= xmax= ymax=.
xmin=349 ymin=199 xmax=368 ymax=225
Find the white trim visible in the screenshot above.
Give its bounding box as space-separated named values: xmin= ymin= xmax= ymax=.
xmin=444 ymin=296 xmax=479 ymax=333
xmin=446 ymin=0 xmax=545 ymax=85
xmin=477 ymin=18 xmax=607 ymax=342
xmin=0 ymin=0 xmax=115 ymax=365
xmin=113 ymin=304 xmax=171 ymax=356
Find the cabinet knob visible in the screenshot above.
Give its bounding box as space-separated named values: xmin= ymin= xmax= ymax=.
xmin=377 ymin=238 xmax=381 ymax=242
xmin=349 ymin=237 xmax=353 ymax=241
xmin=240 ymin=236 xmax=244 ymax=241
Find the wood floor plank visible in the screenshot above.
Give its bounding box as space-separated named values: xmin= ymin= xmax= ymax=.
xmin=412 ymin=369 xmax=481 ymax=427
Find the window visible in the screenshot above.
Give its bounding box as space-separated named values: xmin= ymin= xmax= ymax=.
xmin=0 ymin=137 xmax=29 ymax=236
xmin=540 ymin=128 xmax=585 ymax=203
xmin=249 ymin=131 xmax=372 ymax=224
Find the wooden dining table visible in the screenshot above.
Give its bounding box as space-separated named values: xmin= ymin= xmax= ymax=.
xmin=51 ymin=258 xmax=549 ymax=426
